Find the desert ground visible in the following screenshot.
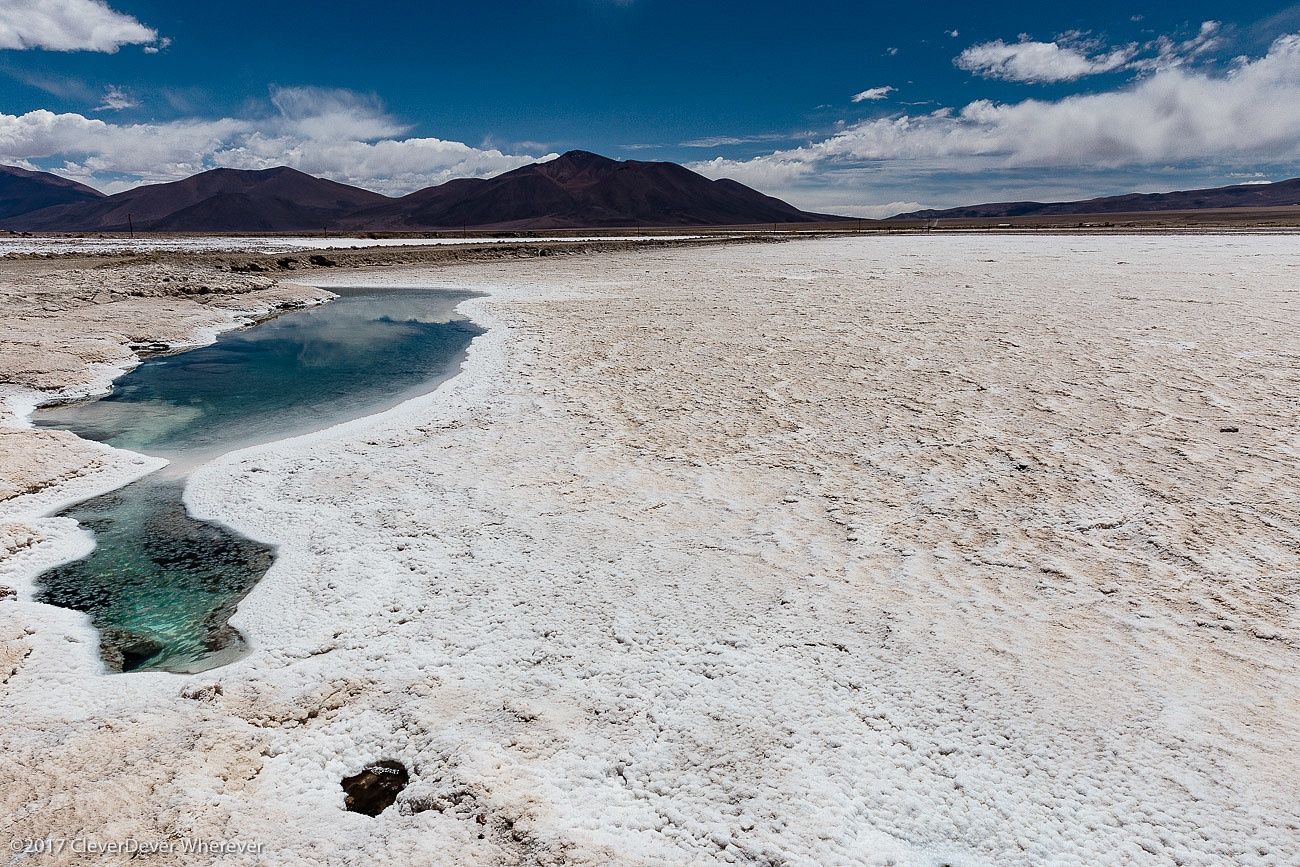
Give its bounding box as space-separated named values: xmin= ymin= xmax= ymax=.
xmin=1 ymin=234 xmax=1297 ymax=865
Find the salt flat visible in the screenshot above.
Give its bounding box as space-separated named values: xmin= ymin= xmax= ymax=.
xmin=0 ymin=235 xmax=703 ymax=259
xmin=1 ymin=234 xmax=1297 ymax=865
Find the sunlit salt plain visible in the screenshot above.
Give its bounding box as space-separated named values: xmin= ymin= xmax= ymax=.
xmin=0 ymin=234 xmax=703 ymax=257
xmin=2 ymin=234 xmax=1297 ymax=866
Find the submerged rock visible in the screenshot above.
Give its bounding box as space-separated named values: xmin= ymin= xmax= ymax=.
xmin=342 ymin=760 xmax=410 ymax=817
xmin=98 ymin=629 xmax=164 ymax=672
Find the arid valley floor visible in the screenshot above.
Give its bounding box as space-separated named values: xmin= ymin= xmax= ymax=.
xmin=1 ymin=234 xmax=1297 ymax=865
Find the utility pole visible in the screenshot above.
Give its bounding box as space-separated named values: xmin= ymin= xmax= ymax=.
xmin=127 ymin=213 xmax=134 ymax=238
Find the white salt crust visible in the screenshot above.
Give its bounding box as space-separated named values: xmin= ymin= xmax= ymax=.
xmin=1 ymin=235 xmax=1297 ymax=866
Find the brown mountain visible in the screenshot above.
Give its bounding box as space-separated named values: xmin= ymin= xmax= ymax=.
xmin=348 ymin=151 xmax=837 ymax=229
xmin=0 ymin=165 xmax=104 ymax=221
xmin=6 ymin=166 xmax=389 ymax=232
xmin=894 ymin=177 xmax=1300 ymax=220
xmin=2 ymin=152 xmax=837 ymax=232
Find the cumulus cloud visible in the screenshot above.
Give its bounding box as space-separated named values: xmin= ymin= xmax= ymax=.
xmin=0 ymin=87 xmax=555 ymax=195
xmin=267 ymin=86 xmax=406 ymax=142
xmin=956 ymin=22 xmax=1223 ymax=85
xmin=696 ymin=33 xmax=1300 ymax=179
xmin=956 ymin=38 xmax=1137 ymax=83
xmin=840 ymin=201 xmax=925 ymax=219
xmin=690 ymin=32 xmax=1300 ymax=211
xmin=0 ymin=0 xmax=159 ymax=52
xmin=852 ymin=86 xmax=896 ymax=103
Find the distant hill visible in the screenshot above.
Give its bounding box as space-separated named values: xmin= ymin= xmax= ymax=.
xmin=346 ymin=150 xmax=838 ymax=229
xmin=0 ymin=165 xmax=104 ymax=221
xmin=1 ymin=152 xmax=839 ymax=232
xmin=6 ymin=166 xmax=389 ymax=232
xmin=894 ymin=177 xmax=1300 ymax=220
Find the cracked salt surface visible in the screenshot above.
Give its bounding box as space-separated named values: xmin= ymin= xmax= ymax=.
xmin=2 ymin=235 xmax=1298 ymax=865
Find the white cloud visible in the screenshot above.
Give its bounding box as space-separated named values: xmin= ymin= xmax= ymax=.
xmin=680 ymin=133 xmax=797 ymax=148
xmin=0 ymin=87 xmax=555 ymax=195
xmin=840 ymin=201 xmax=925 ymax=219
xmin=956 ymin=22 xmax=1223 ymax=85
xmin=691 ymin=33 xmax=1300 ymax=210
xmin=691 ymin=154 xmax=817 ymax=189
xmin=268 ymin=86 xmax=407 ymax=142
xmin=1138 ymin=21 xmax=1222 ymax=72
xmin=0 ymin=0 xmax=159 ymax=52
xmin=852 ymin=86 xmax=896 ymax=103
xmin=703 ymin=33 xmax=1300 ymax=173
xmin=94 ymin=85 xmax=137 ymax=111
xmin=956 ymin=38 xmax=1137 ymax=83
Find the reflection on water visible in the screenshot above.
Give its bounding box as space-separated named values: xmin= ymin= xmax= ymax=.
xmin=33 ymin=287 xmax=483 ymax=672
xmin=39 ymin=288 xmax=484 ymax=469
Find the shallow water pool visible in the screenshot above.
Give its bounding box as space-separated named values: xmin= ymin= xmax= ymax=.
xmin=33 ymin=286 xmax=483 ymax=672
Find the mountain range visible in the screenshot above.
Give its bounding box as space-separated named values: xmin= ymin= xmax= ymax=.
xmin=9 ymin=156 xmax=1299 ymax=232
xmin=0 ymin=151 xmax=836 ymax=232
xmin=893 ymin=178 xmax=1300 ymax=220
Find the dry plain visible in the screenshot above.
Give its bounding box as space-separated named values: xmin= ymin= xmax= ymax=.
xmin=1 ymin=234 xmax=1297 ymax=866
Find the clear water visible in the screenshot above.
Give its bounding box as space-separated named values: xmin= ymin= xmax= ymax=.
xmin=33 ymin=287 xmax=483 ymax=673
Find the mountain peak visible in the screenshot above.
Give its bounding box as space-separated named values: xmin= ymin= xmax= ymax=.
xmin=0 ymin=164 xmax=104 ymax=221
xmin=3 ymin=164 xmax=388 ymax=232
xmin=0 ymin=164 xmax=104 ymax=193
xmin=196 ymin=165 xmax=309 ymax=180
xmin=554 ymin=150 xmax=617 ymax=165
xmin=529 ymin=150 xmax=623 ymax=184
xmin=355 ymin=150 xmax=838 ymax=230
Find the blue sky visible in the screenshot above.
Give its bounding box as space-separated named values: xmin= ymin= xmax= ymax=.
xmin=4 ymin=1 xmax=1300 ymax=215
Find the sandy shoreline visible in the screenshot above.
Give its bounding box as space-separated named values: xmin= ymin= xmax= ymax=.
xmin=2 ymin=235 xmax=1298 ymax=865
